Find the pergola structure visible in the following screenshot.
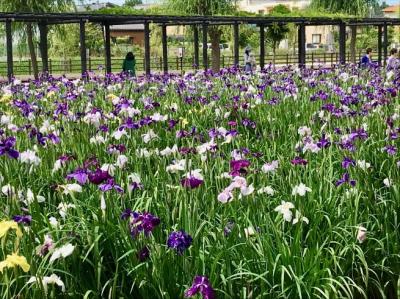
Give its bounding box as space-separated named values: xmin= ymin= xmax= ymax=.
xmin=1 ymin=12 xmax=397 ymax=81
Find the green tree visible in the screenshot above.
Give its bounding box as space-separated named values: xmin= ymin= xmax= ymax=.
xmin=124 ymin=0 xmax=142 ymax=7
xmin=266 ymin=5 xmax=291 ymax=64
xmin=166 ymin=0 xmax=238 ymax=72
xmin=311 ymin=0 xmax=379 ymax=63
xmin=0 ymin=0 xmax=74 ymax=79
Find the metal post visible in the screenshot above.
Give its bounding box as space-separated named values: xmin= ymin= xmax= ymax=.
xmin=104 ymin=23 xmax=111 ymax=73
xmin=144 ymin=22 xmax=151 ymax=75
xmin=39 ymin=22 xmax=49 ymax=74
xmin=5 ymin=20 xmax=13 ymax=82
xmin=339 ymin=22 xmax=346 ymax=65
xmin=193 ymin=25 xmax=199 ymax=69
xmin=259 ymin=24 xmax=265 ymax=69
xmin=233 ymin=22 xmax=239 ymax=66
xmin=202 ymin=23 xmax=208 ymax=70
xmin=377 ymin=25 xmax=382 ymax=66
xmin=298 ymin=23 xmax=306 ymax=67
xmin=161 ymin=24 xmax=168 ymax=74
xmin=383 ymin=23 xmax=388 ymax=66
xmin=80 ymin=20 xmax=87 ymax=75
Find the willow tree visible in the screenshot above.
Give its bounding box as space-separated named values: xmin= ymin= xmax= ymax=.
xmin=311 ymin=0 xmax=378 ymax=63
xmin=166 ymin=0 xmax=238 ymax=72
xmin=0 ymin=0 xmax=74 ymax=79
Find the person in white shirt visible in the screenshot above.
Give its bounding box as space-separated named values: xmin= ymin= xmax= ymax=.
xmin=387 ymin=48 xmax=399 ymax=71
xmin=244 ymin=46 xmax=255 ymax=72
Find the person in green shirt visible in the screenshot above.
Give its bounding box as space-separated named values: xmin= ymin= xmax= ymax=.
xmin=122 ymin=52 xmax=136 ymax=76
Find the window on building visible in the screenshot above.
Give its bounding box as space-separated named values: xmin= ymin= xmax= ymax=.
xmin=312 ymin=34 xmax=322 ymax=44
xmin=258 ymin=9 xmax=264 ymax=15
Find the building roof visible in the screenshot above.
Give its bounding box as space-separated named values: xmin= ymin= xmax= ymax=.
xmin=383 ymin=5 xmax=400 ymax=13
xmin=110 ymin=24 xmax=144 ymax=31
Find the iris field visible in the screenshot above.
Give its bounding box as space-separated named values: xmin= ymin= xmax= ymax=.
xmin=0 ymin=65 xmax=399 ymax=298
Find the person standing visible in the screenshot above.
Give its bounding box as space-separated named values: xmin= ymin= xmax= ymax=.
xmin=244 ymin=46 xmax=253 ymax=73
xmin=387 ymin=48 xmax=399 ymax=71
xmin=359 ymin=48 xmax=372 ymax=68
xmin=122 ymin=52 xmax=136 ymax=76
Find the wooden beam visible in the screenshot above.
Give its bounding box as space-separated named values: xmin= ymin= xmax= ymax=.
xmin=80 ymin=20 xmax=87 ymax=75
xmin=339 ymin=22 xmax=346 ymax=65
xmin=202 ymin=23 xmax=208 ymax=70
xmin=104 ymin=23 xmax=111 ymax=73
xmin=259 ymin=24 xmax=265 ymax=69
xmin=298 ymin=24 xmax=306 ymax=67
xmin=144 ymin=22 xmax=151 ymax=75
xmin=39 ymin=22 xmax=49 ymax=74
xmin=377 ymin=25 xmax=382 ymax=66
xmin=5 ymin=20 xmax=13 ymax=82
xmin=162 ymin=24 xmax=168 ymax=74
xmin=233 ymin=22 xmax=239 ymax=66
xmin=193 ymin=25 xmax=199 ymax=69
xmin=383 ymin=23 xmax=388 ymax=66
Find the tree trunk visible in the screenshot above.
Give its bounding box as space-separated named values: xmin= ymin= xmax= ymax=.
xmin=26 ymin=22 xmax=39 ymax=79
xmin=208 ymin=27 xmax=221 ymax=72
xmin=350 ymin=26 xmax=357 ymax=64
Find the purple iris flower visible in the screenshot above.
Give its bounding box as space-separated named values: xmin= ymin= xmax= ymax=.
xmin=229 ymin=159 xmax=250 ymax=177
xmin=66 ymin=168 xmax=88 ymax=185
xmin=0 ymin=137 xmax=19 ymax=159
xmin=99 ymin=178 xmax=124 ymax=193
xmin=107 ymin=144 xmax=126 ymax=154
xmin=121 ymin=208 xmax=133 ymax=220
xmin=181 ymin=177 xmax=203 ymax=189
xmin=167 ymin=230 xmax=193 ymax=254
xmin=121 ymin=210 xmax=160 ymax=237
xmin=185 ymin=276 xmax=215 ymax=299
xmin=385 ymin=145 xmax=397 ymax=156
xmin=12 ymin=215 xmax=32 ymax=225
xmin=335 ymin=173 xmax=356 ymax=187
xmin=89 ymin=169 xmax=112 ymax=185
xmin=341 ymin=157 xmax=356 ymax=169
xmin=291 ymin=157 xmax=308 ymax=166
xmin=317 ymin=134 xmax=331 ymax=149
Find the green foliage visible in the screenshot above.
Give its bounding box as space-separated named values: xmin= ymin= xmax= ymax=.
xmin=310 ymin=0 xmax=379 ymax=17
xmin=165 ymin=0 xmax=237 ymax=16
xmin=266 ymin=5 xmax=291 ymax=54
xmin=124 ymin=0 xmax=142 ymax=7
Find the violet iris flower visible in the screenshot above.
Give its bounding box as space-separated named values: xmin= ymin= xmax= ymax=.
xmin=317 ymin=134 xmax=331 ymax=149
xmin=0 ymin=137 xmax=19 ymax=159
xmin=99 ymin=178 xmax=124 ymax=193
xmin=89 ymin=169 xmax=112 ymax=185
xmin=167 ymin=230 xmax=193 ymax=254
xmin=385 ymin=145 xmax=397 ymax=156
xmin=335 ymin=173 xmax=356 ymax=187
xmin=12 ymin=215 xmax=32 ymax=225
xmin=341 ymin=157 xmax=356 ymax=169
xmin=291 ymin=157 xmax=308 ymax=166
xmin=181 ymin=177 xmax=203 ymax=189
xmin=229 ymin=159 xmax=250 ymax=177
xmin=185 ymin=276 xmax=215 ymax=299
xmin=67 ymin=168 xmax=89 ymax=185
xmin=121 ymin=211 xmax=160 ymax=238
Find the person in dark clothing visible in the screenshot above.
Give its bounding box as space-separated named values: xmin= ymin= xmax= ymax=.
xmin=359 ymin=48 xmax=373 ymax=68
xmin=122 ymin=52 xmax=136 ymax=76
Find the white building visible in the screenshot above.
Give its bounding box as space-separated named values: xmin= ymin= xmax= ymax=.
xmin=238 ymin=0 xmax=333 ymax=51
xmin=238 ymin=0 xmax=310 ymax=14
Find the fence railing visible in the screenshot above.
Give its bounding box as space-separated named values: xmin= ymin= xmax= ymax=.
xmin=0 ymin=51 xmax=370 ymax=76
